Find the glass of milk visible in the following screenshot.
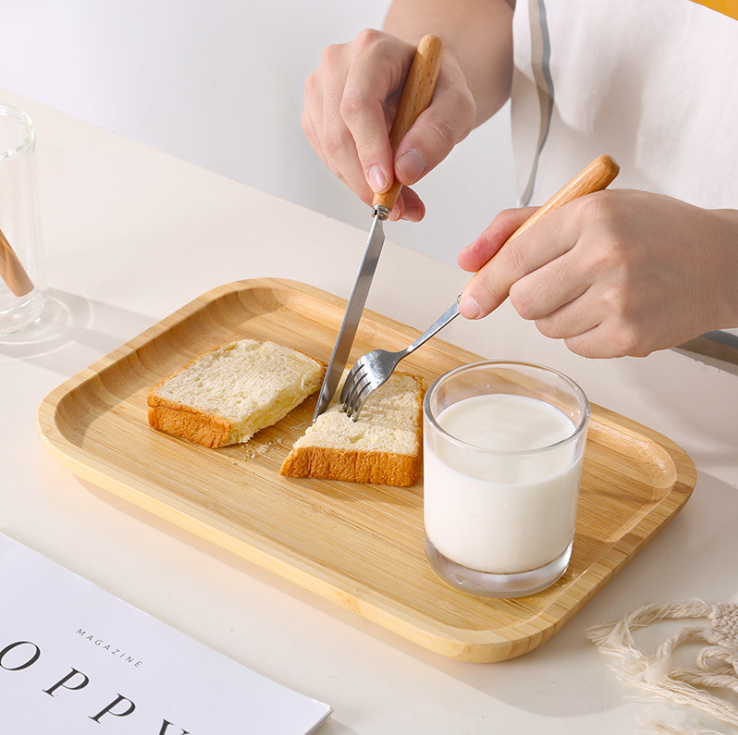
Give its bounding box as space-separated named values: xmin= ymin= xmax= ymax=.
xmin=423 ymin=361 xmax=590 ymax=598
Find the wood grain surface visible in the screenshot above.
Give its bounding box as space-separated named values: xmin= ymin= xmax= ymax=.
xmin=37 ymin=278 xmax=697 ymax=662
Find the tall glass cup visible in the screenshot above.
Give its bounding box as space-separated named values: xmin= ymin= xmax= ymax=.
xmin=0 ymin=104 xmax=44 ymax=336
xmin=423 ymin=361 xmax=590 ymax=598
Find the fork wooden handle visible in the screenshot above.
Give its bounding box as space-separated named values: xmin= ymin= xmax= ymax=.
xmin=507 ymin=154 xmax=620 ymax=242
xmin=373 ymin=34 xmax=444 ymax=213
xmin=462 ymin=154 xmax=619 ymax=302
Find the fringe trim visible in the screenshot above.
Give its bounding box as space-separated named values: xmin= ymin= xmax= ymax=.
xmin=588 ymin=599 xmax=738 ymax=733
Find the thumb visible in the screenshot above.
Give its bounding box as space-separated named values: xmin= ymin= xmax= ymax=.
xmin=391 ymin=68 xmax=477 ymax=186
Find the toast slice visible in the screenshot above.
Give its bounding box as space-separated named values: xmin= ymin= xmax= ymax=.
xmin=147 ymin=339 xmax=325 ymax=448
xmin=280 ymin=371 xmax=425 ymax=487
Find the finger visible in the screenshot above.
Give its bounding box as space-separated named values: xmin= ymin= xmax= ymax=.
xmin=301 ymin=108 xmax=331 ymax=176
xmin=528 ymin=288 xmax=601 ymax=339
xmin=392 ymin=72 xmax=476 ymax=186
xmin=521 ymin=289 xmax=623 ymax=359
xmin=340 ymin=31 xmax=414 ymax=194
xmin=303 ymin=55 xmax=375 ymax=205
xmin=302 ymin=72 xmax=328 ymax=164
xmin=304 ymin=92 xmax=424 ymax=222
xmin=340 ymin=80 xmax=396 ymax=197
xmin=563 ymin=324 xmax=646 ymax=359
xmin=307 ymin=37 xmax=391 ymax=208
xmin=539 ymin=287 xmax=654 ymax=359
xmin=340 ymin=34 xmax=434 ymax=221
xmin=507 ymin=249 xmax=592 ymax=321
xmin=457 ymin=207 xmax=537 ymax=272
xmin=341 ymin=35 xmax=476 ymax=192
xmin=321 ymin=78 xmax=377 ymax=207
xmin=459 ymin=210 xmax=578 ymax=319
xmin=387 ymin=187 xmax=425 ymax=222
xmin=560 ymin=292 xmax=658 ymax=359
xmin=302 ymin=107 xmax=360 ymax=197
xmin=563 ymin=327 xmax=615 ymax=359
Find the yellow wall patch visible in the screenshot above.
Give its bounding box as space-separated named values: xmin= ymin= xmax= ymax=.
xmin=688 ymin=0 xmax=738 ymax=20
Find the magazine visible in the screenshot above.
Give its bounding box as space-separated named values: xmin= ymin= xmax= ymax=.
xmin=0 ymin=533 xmax=331 ymax=734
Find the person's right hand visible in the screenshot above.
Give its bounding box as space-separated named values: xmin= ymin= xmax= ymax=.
xmin=302 ymin=29 xmax=477 ymax=221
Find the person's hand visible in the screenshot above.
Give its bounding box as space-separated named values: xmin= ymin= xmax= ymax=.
xmin=302 ymin=28 xmax=476 ymax=221
xmin=457 ymin=190 xmax=738 ymax=357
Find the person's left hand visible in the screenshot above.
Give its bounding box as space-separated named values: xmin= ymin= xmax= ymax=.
xmin=457 ymin=189 xmax=738 ymax=358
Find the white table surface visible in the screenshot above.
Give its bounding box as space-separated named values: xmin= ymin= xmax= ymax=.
xmin=2 ymin=89 xmax=737 ymax=734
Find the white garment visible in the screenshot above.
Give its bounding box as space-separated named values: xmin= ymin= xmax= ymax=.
xmin=510 ymin=0 xmax=738 ymax=209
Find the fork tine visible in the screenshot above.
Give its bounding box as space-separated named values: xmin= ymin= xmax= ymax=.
xmin=340 ymin=359 xmax=368 ymax=406
xmin=340 ymin=296 xmax=466 ymax=420
xmin=344 ymin=370 xmax=373 ymax=417
xmin=345 ymin=383 xmax=371 ymax=419
xmin=345 ymin=371 xmax=391 ymax=420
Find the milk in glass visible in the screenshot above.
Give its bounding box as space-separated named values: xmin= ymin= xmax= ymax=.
xmin=424 ymin=393 xmax=584 ymax=574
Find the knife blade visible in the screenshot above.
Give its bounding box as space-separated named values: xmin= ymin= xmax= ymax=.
xmin=314 ymin=34 xmax=444 ymax=420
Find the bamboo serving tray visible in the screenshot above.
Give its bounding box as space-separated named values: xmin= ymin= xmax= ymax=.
xmin=37 ymin=278 xmax=697 ymax=662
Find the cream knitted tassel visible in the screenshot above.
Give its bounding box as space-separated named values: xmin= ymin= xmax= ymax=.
xmin=587 ymin=600 xmax=738 ymax=733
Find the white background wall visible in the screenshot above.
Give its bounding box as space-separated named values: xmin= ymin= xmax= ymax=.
xmin=1 ymin=0 xmax=516 ymax=266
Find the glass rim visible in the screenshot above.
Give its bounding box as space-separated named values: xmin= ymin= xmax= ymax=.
xmin=423 ymin=360 xmax=591 ymax=455
xmin=0 ymin=104 xmax=35 ymax=161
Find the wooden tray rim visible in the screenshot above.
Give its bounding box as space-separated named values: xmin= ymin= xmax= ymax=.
xmin=36 ymin=278 xmax=698 ymax=662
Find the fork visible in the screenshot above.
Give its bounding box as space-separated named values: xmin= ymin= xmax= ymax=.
xmin=339 ymin=154 xmax=621 ymax=420
xmin=340 ymin=298 xmax=460 ymax=419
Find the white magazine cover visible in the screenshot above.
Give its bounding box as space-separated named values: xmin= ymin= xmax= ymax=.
xmin=0 ymin=533 xmax=331 ymax=734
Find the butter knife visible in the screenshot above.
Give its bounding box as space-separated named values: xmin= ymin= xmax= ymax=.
xmin=314 ymin=34 xmax=444 ymax=420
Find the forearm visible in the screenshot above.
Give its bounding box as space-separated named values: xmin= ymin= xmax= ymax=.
xmin=712 ymin=208 xmax=738 ymax=329
xmin=383 ymin=0 xmax=514 ymax=125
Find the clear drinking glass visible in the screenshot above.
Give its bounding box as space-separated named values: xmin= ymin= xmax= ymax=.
xmin=423 ymin=361 xmax=590 ymax=598
xmin=0 ymin=104 xmax=44 ymax=337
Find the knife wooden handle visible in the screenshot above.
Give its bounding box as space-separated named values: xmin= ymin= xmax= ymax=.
xmin=505 ymin=154 xmax=620 ymax=242
xmin=373 ymin=34 xmax=444 ymax=213
xmin=0 ymin=225 xmax=34 ymax=297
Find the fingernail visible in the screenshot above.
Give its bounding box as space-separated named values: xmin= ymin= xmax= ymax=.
xmin=366 ymin=165 xmax=388 ymax=194
xmin=460 ymin=295 xmax=481 ymax=320
xmin=396 ymin=149 xmax=428 ymax=184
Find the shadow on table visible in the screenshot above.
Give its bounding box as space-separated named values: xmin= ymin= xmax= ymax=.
xmin=0 ymin=288 xmax=156 ymax=376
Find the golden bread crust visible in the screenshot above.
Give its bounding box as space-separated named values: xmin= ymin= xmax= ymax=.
xmin=147 ymin=400 xmax=233 ymax=448
xmin=280 ymin=446 xmax=421 ymax=487
xmin=280 ymin=373 xmax=425 ymax=487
